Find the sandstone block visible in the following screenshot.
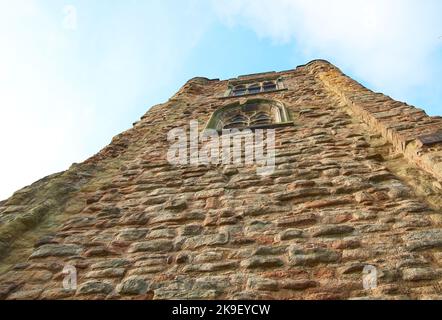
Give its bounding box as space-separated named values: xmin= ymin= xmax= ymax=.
xmin=30 ymin=244 xmax=83 ymax=259
xmin=309 ymin=225 xmax=355 ymax=237
xmin=252 ymin=246 xmax=287 ymax=256
xmin=241 ymin=257 xmax=284 ymax=269
xmin=289 ymin=246 xmax=340 ymax=266
xmin=85 ymin=268 xmax=126 ymax=279
xmin=404 ymin=230 xmax=442 ymax=251
xmin=278 ymin=229 xmax=304 ymax=241
xmin=129 ymin=240 xmax=174 ymax=253
xmin=183 ymin=261 xmax=238 ymax=273
xmin=181 ymin=233 xmax=229 ymax=250
xmin=280 ymin=279 xmax=318 ymax=291
xmin=91 ymin=259 xmax=131 ymax=270
xmin=117 ymin=277 xmax=149 ymax=295
xmin=402 ymin=268 xmax=438 ymax=281
xmin=116 ymin=229 xmax=148 ymax=241
xmin=247 ymin=277 xmax=279 ymax=292
xmin=78 ymin=281 xmax=113 ymax=295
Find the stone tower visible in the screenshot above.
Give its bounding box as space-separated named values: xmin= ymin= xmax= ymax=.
xmin=1 ymin=60 xmax=442 ymax=300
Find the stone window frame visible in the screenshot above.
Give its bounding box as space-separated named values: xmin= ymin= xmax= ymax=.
xmin=224 ymin=77 xmax=285 ymax=98
xmin=205 ymin=98 xmax=294 ymax=132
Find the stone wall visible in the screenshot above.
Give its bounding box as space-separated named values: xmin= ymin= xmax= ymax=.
xmin=0 ymin=60 xmax=442 ymax=300
xmin=307 ymin=60 xmax=442 ymax=182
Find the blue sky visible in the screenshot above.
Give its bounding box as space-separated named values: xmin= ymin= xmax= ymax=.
xmin=0 ymin=0 xmax=441 ymax=200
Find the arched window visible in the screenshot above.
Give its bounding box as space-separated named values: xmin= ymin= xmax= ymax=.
xmin=232 ymin=85 xmax=246 ymax=96
xmin=223 ymin=114 xmax=248 ymax=129
xmin=205 ymin=99 xmax=293 ymax=131
xmin=247 ymin=83 xmax=261 ymax=95
xmin=228 ymin=78 xmax=282 ymax=97
xmin=262 ymin=81 xmax=277 ymax=92
xmin=250 ymin=112 xmax=271 ymax=127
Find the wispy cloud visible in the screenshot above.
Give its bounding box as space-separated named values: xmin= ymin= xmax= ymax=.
xmin=213 ymin=0 xmax=442 ymax=110
xmin=0 ymin=0 xmax=212 ymax=200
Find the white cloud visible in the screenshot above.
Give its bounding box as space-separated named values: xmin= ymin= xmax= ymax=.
xmin=213 ymin=0 xmax=442 ymax=101
xmin=0 ymin=0 xmax=212 ymax=200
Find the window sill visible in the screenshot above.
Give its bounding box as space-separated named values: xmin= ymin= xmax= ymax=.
xmin=211 ymin=121 xmax=295 ymax=133
xmin=218 ymin=88 xmax=288 ymax=100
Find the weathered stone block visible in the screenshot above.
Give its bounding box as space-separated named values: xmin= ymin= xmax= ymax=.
xmin=117 ymin=277 xmax=149 ymax=295
xmin=193 ymin=276 xmax=231 ymax=291
xmin=30 ymin=244 xmax=83 ymax=259
xmin=241 ymin=257 xmax=284 ymax=269
xmin=85 ymin=268 xmax=126 ymax=279
xmin=163 ymin=199 xmax=187 ymax=211
xmin=279 ymin=279 xmax=318 ymax=291
xmin=91 ymin=259 xmax=131 ymax=270
xmin=194 ymin=250 xmax=224 ymax=263
xmin=183 ymin=261 xmax=238 ymax=273
xmin=179 ymin=224 xmax=203 ymax=236
xmin=116 ymin=228 xmax=148 ymax=241
xmin=247 ymin=277 xmax=279 ymax=292
xmin=275 ymin=188 xmax=329 ymax=202
xmin=78 ymin=281 xmax=113 ymax=295
xmin=289 ymin=246 xmax=340 ymax=266
xmin=252 ymin=246 xmax=287 ymax=256
xmin=129 ymin=240 xmax=174 ymax=253
xmin=309 ymin=225 xmax=355 ymax=237
xmin=404 ymin=230 xmax=442 ymax=251
xmin=147 ymin=228 xmax=176 ymax=239
xmin=181 ymin=233 xmax=229 ymax=250
xmin=276 ymin=213 xmax=318 ymax=227
xmin=402 ymin=268 xmax=438 ymax=281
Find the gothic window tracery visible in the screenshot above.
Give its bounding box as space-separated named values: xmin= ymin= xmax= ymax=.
xmin=228 ymin=79 xmax=282 ymax=97
xmin=224 ymin=114 xmax=248 ymax=129
xmin=250 ymin=112 xmax=272 ymax=127
xmin=263 ymin=81 xmax=277 ymax=92
xmin=205 ymin=99 xmax=293 ymax=131
xmin=247 ymin=83 xmax=261 ymax=95
xmin=232 ymin=85 xmax=247 ymax=96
